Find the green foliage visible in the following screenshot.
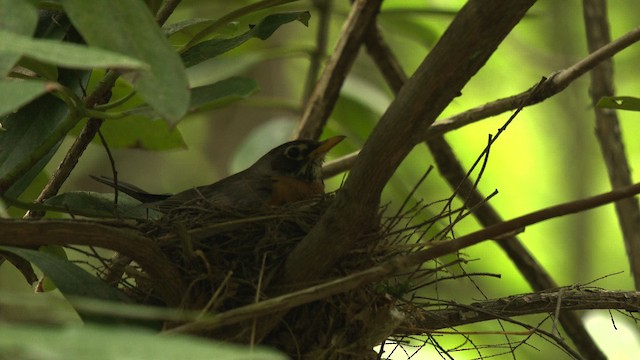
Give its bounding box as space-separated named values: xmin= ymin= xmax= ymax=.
xmin=598 ymin=96 xmax=640 ymax=111
xmin=180 ymin=11 xmax=311 ymax=68
xmin=0 ymin=246 xmax=131 ymax=304
xmin=0 ymin=322 xmax=286 ymax=360
xmin=0 ymin=3 xmax=299 ymax=198
xmin=59 ymin=0 xmax=190 ymax=123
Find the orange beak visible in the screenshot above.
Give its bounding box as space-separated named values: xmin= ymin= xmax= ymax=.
xmin=309 ymin=136 xmax=345 ymax=159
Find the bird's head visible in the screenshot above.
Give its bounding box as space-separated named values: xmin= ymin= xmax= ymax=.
xmin=253 ymin=136 xmax=345 ymax=180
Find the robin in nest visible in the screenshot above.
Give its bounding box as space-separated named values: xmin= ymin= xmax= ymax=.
xmin=92 ymin=136 xmax=345 ymax=211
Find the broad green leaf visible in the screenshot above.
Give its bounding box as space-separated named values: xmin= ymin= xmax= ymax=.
xmin=0 ymin=79 xmax=52 ymax=118
xmin=0 ymin=29 xmax=148 ymax=70
xmin=0 ymin=0 xmax=38 ymax=75
xmin=44 ymin=191 xmax=162 ymax=220
xmin=16 ymin=56 xmax=59 ymax=80
xmin=98 ymin=116 xmax=187 ymax=150
xmin=165 ymin=18 xmax=239 ymax=45
xmin=597 ymin=96 xmax=640 ymax=112
xmin=60 ymin=0 xmax=190 ymax=124
xmin=0 ymin=323 xmax=286 ymax=360
xmin=37 ymin=245 xmax=69 ymax=292
xmin=0 ymin=246 xmax=132 ymax=304
xmin=190 ymin=76 xmax=258 ymax=112
xmin=0 ymin=69 xmax=89 ymax=197
xmin=124 ymin=76 xmax=259 ymax=120
xmin=181 ymin=11 xmax=311 ymax=68
xmin=76 ymin=72 xmax=186 ymax=150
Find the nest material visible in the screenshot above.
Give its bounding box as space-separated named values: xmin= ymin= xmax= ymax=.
xmin=105 ymin=193 xmax=407 ymax=358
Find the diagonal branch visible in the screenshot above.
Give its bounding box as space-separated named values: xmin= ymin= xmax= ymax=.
xmin=359 ymin=8 xmax=605 ymax=357
xmin=253 ymin=0 xmax=538 ymax=342
xmin=282 ymin=0 xmax=537 ymax=293
xmin=292 ymin=0 xmax=383 ymax=140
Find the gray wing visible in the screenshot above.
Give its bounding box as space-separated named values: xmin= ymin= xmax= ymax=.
xmin=90 ymin=175 xmax=171 ymax=203
xmin=150 ymin=171 xmax=274 ymax=212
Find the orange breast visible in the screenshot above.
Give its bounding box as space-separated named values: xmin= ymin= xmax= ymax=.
xmin=269 ymin=176 xmax=325 ymax=205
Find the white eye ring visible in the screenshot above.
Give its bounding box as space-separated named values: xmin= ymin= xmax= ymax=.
xmin=285 ymin=145 xmax=304 ymax=160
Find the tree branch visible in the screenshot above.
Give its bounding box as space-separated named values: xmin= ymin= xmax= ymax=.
xmin=292 ymin=0 xmax=383 ymax=139
xmin=0 ymin=219 xmax=184 ymax=306
xmin=582 ymin=1 xmax=640 ymax=290
xmin=398 ymin=288 xmax=640 ymax=332
xmin=321 ymin=26 xmax=640 ymax=181
xmin=427 ymin=26 xmax=640 ymax=137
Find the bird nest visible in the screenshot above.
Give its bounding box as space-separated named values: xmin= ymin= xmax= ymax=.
xmin=96 ymin=192 xmax=443 ymax=359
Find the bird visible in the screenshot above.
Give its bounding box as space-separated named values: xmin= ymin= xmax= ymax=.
xmin=91 ymin=136 xmax=345 ymax=212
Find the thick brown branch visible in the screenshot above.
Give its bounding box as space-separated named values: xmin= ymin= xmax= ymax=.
xmin=257 ymin=1 xmax=538 ymax=342
xmin=583 ymin=1 xmax=640 ymax=290
xmin=285 ymin=0 xmax=537 ymax=291
xmin=0 ymin=219 xmax=184 ymax=306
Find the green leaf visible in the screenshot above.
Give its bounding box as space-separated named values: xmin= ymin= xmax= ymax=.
xmin=0 ymin=323 xmax=287 ymax=360
xmin=37 ymin=245 xmax=69 ymax=292
xmin=16 ymin=56 xmax=59 ymax=80
xmin=0 ymin=69 xmax=89 ymax=197
xmin=0 ymin=79 xmax=52 ymax=118
xmin=0 ymin=29 xmax=148 ymax=70
xmin=181 ymin=11 xmax=310 ymax=68
xmin=190 ymin=76 xmax=259 ymax=112
xmin=98 ymin=116 xmax=187 ymax=150
xmin=0 ymin=246 xmax=132 ymax=304
xmin=75 ymin=73 xmax=186 ymax=150
xmin=124 ymin=76 xmax=259 ymax=120
xmin=60 ymin=0 xmax=190 ymax=124
xmin=597 ymin=96 xmax=640 ymax=112
xmin=0 ymin=0 xmax=38 ymax=75
xmin=165 ymin=18 xmax=239 ymax=45
xmin=44 ymin=191 xmax=162 ymax=220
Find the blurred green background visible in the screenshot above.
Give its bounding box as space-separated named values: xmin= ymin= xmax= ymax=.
xmin=2 ymin=0 xmax=639 ymax=358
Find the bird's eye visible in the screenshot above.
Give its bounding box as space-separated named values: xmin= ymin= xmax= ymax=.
xmin=285 ymin=146 xmax=301 ymax=159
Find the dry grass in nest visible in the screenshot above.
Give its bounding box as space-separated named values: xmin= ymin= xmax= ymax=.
xmin=97 ymin=190 xmax=449 ymax=358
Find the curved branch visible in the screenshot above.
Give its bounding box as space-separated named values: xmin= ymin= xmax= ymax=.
xmin=0 ymin=219 xmax=184 ymax=306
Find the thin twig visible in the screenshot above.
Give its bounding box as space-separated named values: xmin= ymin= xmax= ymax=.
xmin=302 ymin=0 xmax=332 ymax=102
